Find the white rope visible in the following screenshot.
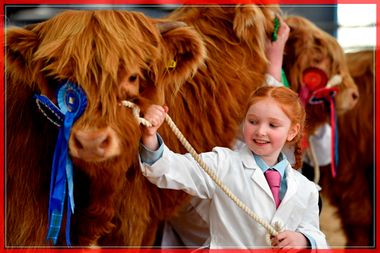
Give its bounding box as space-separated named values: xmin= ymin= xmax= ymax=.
xmin=122 ymin=101 xmax=153 ymax=127
xmin=306 ymin=136 xmax=321 ymax=184
xmin=122 ymin=100 xmax=283 ymax=240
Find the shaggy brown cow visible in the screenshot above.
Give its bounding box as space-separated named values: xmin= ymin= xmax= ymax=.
xmin=283 ymin=16 xmax=366 ymax=247
xmin=283 ymin=16 xmax=375 ymax=248
xmin=283 ymin=16 xmax=359 ymax=135
xmin=6 ymin=6 xmax=280 ymax=247
xmin=318 ymin=50 xmax=375 ymax=247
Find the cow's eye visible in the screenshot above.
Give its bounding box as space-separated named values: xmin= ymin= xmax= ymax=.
xmin=119 ymin=73 xmax=140 ymax=99
xmin=129 ymin=74 xmax=138 ymax=82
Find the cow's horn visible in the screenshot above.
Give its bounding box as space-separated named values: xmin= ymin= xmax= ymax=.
xmin=156 ymin=21 xmax=188 ymax=34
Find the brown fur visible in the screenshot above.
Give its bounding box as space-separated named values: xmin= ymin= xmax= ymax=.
xmin=283 ymin=16 xmax=359 ymax=135
xmin=6 ymin=6 xmax=279 ymax=246
xmin=319 ymin=50 xmax=375 ymax=247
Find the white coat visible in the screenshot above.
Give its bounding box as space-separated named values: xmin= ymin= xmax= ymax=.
xmin=140 ymin=143 xmax=329 ymax=249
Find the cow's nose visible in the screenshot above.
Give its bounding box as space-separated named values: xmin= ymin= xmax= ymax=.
xmin=71 ymin=128 xmax=114 ymax=159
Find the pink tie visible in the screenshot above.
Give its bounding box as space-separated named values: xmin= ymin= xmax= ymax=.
xmin=264 ymin=169 xmax=281 ymax=208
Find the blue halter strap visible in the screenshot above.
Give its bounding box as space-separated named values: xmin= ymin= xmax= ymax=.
xmin=34 ymin=81 xmax=87 ymax=245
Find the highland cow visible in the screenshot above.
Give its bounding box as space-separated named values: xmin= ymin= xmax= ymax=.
xmin=6 ymin=6 xmax=278 ymax=246
xmin=319 ymin=50 xmax=374 ymax=247
xmin=283 ymin=16 xmax=364 ymax=247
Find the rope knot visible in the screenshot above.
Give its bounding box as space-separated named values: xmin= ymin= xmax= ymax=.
xmin=265 ymin=219 xmax=284 ymax=247
xmin=121 ymin=100 xmax=152 ymax=127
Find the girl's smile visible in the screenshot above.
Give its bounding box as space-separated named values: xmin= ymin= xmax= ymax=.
xmin=243 ymin=97 xmax=298 ymax=166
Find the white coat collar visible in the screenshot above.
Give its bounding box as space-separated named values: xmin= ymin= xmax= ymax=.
xmin=238 ymin=144 xmax=299 ymax=213
xmin=237 ymin=144 xmax=274 ymax=199
xmin=238 ymin=144 xmax=258 ymax=169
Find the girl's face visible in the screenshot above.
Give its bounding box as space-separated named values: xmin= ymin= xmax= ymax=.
xmin=243 ymin=97 xmax=299 ymax=166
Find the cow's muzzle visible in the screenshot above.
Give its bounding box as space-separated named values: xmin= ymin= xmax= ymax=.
xmin=69 ymin=127 xmax=120 ymax=162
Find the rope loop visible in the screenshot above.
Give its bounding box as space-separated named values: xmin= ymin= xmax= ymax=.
xmin=122 ymin=100 xmax=283 ymax=239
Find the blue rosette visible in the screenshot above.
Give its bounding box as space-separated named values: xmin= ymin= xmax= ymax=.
xmin=35 ymin=80 xmax=87 ymax=246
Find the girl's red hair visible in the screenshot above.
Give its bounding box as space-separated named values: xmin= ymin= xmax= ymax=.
xmin=245 ymin=86 xmax=306 ymax=169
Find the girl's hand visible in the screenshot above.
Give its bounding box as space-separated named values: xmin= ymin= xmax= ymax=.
xmin=141 ymin=104 xmax=168 ymax=150
xmin=270 ymin=230 xmax=308 ymax=250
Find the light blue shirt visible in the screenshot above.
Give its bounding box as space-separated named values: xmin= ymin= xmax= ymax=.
xmin=253 ymin=153 xmax=288 ymax=201
xmin=139 ymin=134 xmax=164 ymax=165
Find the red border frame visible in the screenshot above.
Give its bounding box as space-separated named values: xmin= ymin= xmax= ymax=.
xmin=1 ymin=1 xmax=378 ymax=253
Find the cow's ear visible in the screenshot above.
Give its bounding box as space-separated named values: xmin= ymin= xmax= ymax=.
xmin=232 ymin=5 xmax=273 ymax=63
xmin=6 ymin=25 xmax=40 ymax=85
xmin=285 ymin=16 xmax=316 ymax=46
xmin=158 ymin=22 xmax=206 ymax=89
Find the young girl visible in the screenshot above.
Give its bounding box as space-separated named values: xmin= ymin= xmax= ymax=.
xmin=139 ymin=86 xmax=328 ymax=249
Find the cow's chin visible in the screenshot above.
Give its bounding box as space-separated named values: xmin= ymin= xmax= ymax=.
xmin=70 ymin=155 xmax=124 ymax=180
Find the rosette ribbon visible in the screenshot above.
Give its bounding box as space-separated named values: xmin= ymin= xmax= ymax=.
xmin=309 ymin=86 xmax=339 ymax=178
xmin=299 ymin=67 xmax=340 ymax=177
xmin=34 ymin=81 xmax=87 ymax=245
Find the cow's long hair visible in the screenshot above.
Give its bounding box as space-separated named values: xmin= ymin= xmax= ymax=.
xmin=319 ymin=50 xmax=374 ymax=246
xmin=160 ymin=6 xmax=280 ymax=153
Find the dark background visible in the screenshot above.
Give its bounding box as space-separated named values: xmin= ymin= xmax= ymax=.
xmin=4 ymin=5 xmax=338 ymax=36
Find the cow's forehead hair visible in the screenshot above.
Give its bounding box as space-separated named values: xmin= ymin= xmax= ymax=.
xmin=302 ymin=19 xmax=347 ymax=76
xmin=286 ymin=16 xmax=350 ymax=88
xmin=33 ymin=10 xmax=162 ymax=99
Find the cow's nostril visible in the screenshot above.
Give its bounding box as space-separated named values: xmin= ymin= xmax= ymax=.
xmin=352 ymin=91 xmax=359 ymax=100
xmin=99 ymin=136 xmax=111 ymax=149
xmin=73 ymin=135 xmax=84 ymax=150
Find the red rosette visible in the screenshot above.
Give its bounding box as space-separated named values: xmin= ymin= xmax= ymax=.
xmin=302 ymin=67 xmax=328 ymax=92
